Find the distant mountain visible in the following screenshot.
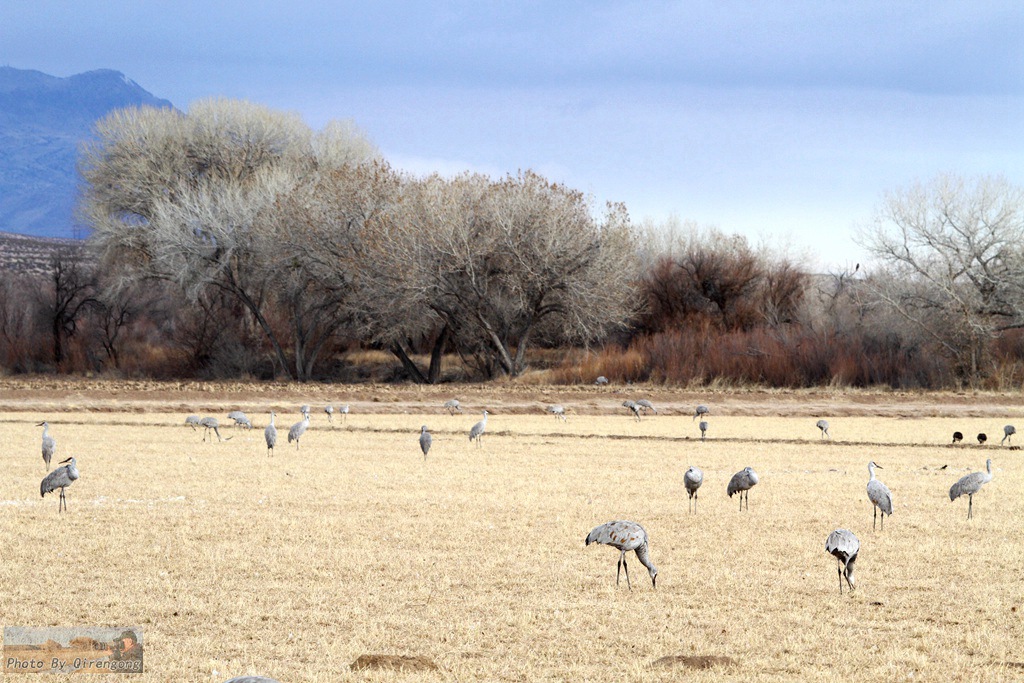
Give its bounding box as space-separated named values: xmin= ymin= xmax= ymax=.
xmin=0 ymin=67 xmax=174 ymax=238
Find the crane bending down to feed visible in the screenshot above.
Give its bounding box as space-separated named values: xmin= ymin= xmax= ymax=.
xmin=469 ymin=411 xmax=488 ymax=446
xmin=200 ymin=417 xmax=223 ymax=442
xmin=866 ymin=461 xmax=893 ymax=530
xmin=585 ymin=520 xmax=657 ymax=590
xmin=622 ymin=400 xmax=641 ymax=421
xmin=41 ymin=456 xmax=79 ymax=513
xmin=825 ymin=529 xmax=859 ymax=594
xmin=699 ymin=420 xmax=708 ymax=441
xmin=952 ymin=431 xmax=963 ymax=444
xmin=636 ymin=399 xmax=658 ymax=415
xmin=684 ymin=466 xmax=703 ymax=514
xmin=38 ymin=421 xmax=55 ymax=470
xmin=693 ymin=405 xmax=709 ymax=421
xmin=443 ymin=399 xmax=462 ymax=415
xmin=419 ymin=425 xmax=432 ymax=458
xmin=949 ymin=459 xmax=993 ymax=520
xmin=227 ymin=411 xmax=251 ymax=429
xmin=547 ymin=405 xmax=567 ymax=421
xmin=1002 ymin=425 xmax=1016 ymax=445
xmin=816 ymin=419 xmax=830 ymax=439
xmin=324 ymin=404 xmax=334 ymax=423
xmin=185 ymin=415 xmax=200 ymax=431
xmin=978 ymin=433 xmax=988 ymax=445
xmin=727 ymin=467 xmax=759 ymax=511
xmin=264 ymin=412 xmax=277 ymax=456
xmin=288 ymin=413 xmax=310 ymax=449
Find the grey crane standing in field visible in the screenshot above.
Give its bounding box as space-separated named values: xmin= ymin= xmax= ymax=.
xmin=40 ymin=456 xmax=79 ymax=513
xmin=825 ymin=529 xmax=859 ymax=594
xmin=185 ymin=415 xmax=200 ymax=431
xmin=866 ymin=461 xmax=893 ymax=530
xmin=1001 ymin=424 xmax=1016 ymax=445
xmin=227 ymin=411 xmax=252 ymax=429
xmin=339 ymin=404 xmax=349 ymax=423
xmin=200 ymin=417 xmax=223 ymax=442
xmin=264 ymin=412 xmax=277 ymax=456
xmin=622 ymin=400 xmax=641 ymax=421
xmin=952 ymin=431 xmax=963 ymax=444
xmin=595 ymin=375 xmax=609 ymax=385
xmin=288 ymin=412 xmax=311 ymax=449
xmin=324 ymin=404 xmax=334 ymax=423
xmin=699 ymin=420 xmax=709 ymax=441
xmin=727 ymin=467 xmax=759 ymax=511
xmin=949 ymin=458 xmax=993 ymax=520
xmin=585 ymin=520 xmax=657 ymax=590
xmin=684 ymin=466 xmax=704 ymax=514
xmin=419 ymin=425 xmax=432 ymax=459
xmin=978 ymin=432 xmax=988 ymax=445
xmin=547 ymin=405 xmax=567 ymax=421
xmin=636 ymin=399 xmax=658 ymax=415
xmin=443 ymin=399 xmax=462 ymax=415
xmin=816 ymin=419 xmax=831 ymax=439
xmin=693 ymin=404 xmax=709 ymax=421
xmin=38 ymin=421 xmax=56 ymax=470
xmin=469 ymin=410 xmax=488 ymax=447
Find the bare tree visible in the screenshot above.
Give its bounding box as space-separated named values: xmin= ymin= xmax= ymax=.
xmin=858 ymin=174 xmax=1024 ymax=381
xmin=79 ymin=98 xmax=379 ymax=380
xmin=39 ymin=250 xmax=98 ymax=367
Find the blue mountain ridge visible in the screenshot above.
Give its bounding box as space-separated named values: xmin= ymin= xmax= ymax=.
xmin=0 ymin=67 xmax=175 ymax=238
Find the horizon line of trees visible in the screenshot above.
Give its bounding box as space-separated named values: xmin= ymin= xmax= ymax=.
xmin=2 ymin=99 xmax=1023 ymax=390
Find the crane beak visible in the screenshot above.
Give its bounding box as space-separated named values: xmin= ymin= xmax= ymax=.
xmin=58 ymin=457 xmax=72 ymax=464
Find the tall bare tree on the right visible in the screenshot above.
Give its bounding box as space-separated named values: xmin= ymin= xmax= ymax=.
xmin=859 ymin=174 xmax=1024 ymax=384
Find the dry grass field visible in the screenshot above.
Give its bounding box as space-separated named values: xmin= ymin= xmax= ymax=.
xmin=0 ymin=381 xmax=1022 ymax=681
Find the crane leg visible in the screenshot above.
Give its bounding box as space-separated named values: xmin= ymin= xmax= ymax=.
xmin=616 ymin=556 xmax=622 ymax=586
xmin=837 ymin=560 xmax=843 ymax=594
xmin=881 ymin=511 xmax=885 ymax=530
xmin=873 ymin=506 xmax=877 ymax=530
xmin=58 ymin=488 xmax=66 ymax=513
xmin=623 ymin=557 xmax=632 ymax=590
xmin=967 ymin=494 xmax=973 ymax=520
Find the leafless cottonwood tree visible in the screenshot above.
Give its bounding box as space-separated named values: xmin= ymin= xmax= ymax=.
xmin=859 ymin=174 xmax=1024 ymax=382
xmin=79 ymin=98 xmax=378 ymax=380
xmin=39 ymin=250 xmax=98 ymax=367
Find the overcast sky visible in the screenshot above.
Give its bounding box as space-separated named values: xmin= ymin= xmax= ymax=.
xmin=3 ymin=1 xmax=1023 ymax=268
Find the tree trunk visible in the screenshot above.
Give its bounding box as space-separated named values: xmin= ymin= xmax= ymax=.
xmin=427 ymin=325 xmax=450 ymax=383
xmin=390 ymin=343 xmax=429 ymax=383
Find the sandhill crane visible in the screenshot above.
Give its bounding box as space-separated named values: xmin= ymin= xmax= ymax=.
xmin=324 ymin=404 xmax=334 ymax=423
xmin=288 ymin=413 xmax=310 ymax=449
xmin=727 ymin=467 xmax=759 ymax=511
xmin=419 ymin=425 xmax=432 ymax=459
xmin=200 ymin=417 xmax=223 ymax=442
xmin=684 ymin=466 xmax=703 ymax=514
xmin=622 ymin=400 xmax=641 ymax=421
xmin=585 ymin=520 xmax=657 ymax=590
xmin=264 ymin=412 xmax=277 ymax=456
xmin=339 ymin=404 xmax=349 ymax=423
xmin=595 ymin=376 xmax=609 ymax=385
xmin=443 ymin=399 xmax=462 ymax=415
xmin=952 ymin=431 xmax=963 ymax=444
xmin=41 ymin=456 xmax=79 ymax=513
xmin=223 ymin=677 xmax=281 ymax=683
xmin=978 ymin=433 xmax=987 ymax=445
xmin=817 ymin=419 xmax=830 ymax=439
xmin=547 ymin=405 xmax=567 ymax=421
xmin=699 ymin=420 xmax=708 ymax=441
xmin=227 ymin=411 xmax=252 ymax=429
xmin=38 ymin=421 xmax=55 ymax=470
xmin=693 ymin=405 xmax=709 ymax=421
xmin=636 ymin=399 xmax=658 ymax=415
xmin=866 ymin=461 xmax=892 ymax=530
xmin=469 ymin=410 xmax=488 ymax=446
xmin=300 ymin=405 xmax=311 ymax=420
xmin=949 ymin=458 xmax=993 ymax=520
xmin=185 ymin=415 xmax=200 ymax=431
xmin=1001 ymin=425 xmax=1016 ymax=445
xmin=825 ymin=529 xmax=859 ymax=594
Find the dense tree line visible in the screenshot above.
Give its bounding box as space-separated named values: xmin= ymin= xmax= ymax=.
xmin=2 ymin=99 xmax=1022 ymax=389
